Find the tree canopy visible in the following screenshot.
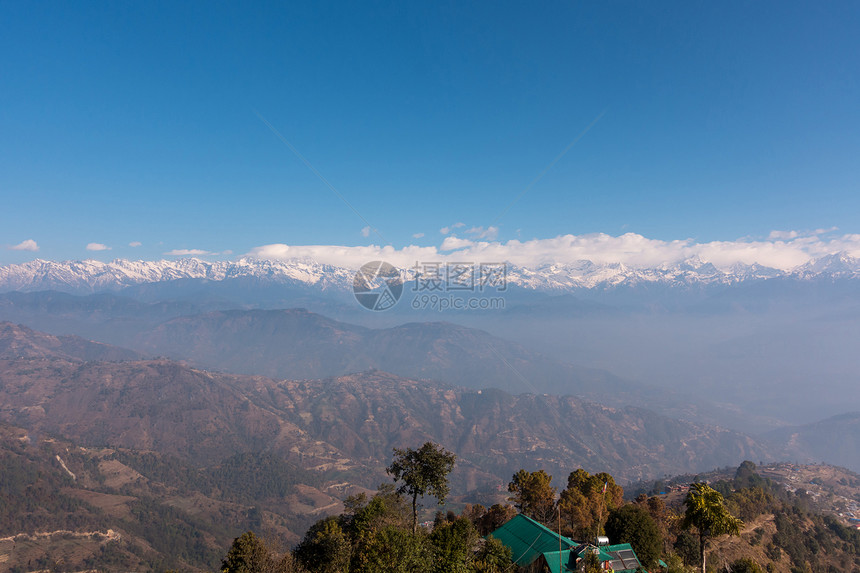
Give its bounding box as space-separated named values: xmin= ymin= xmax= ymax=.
xmin=221 ymin=531 xmax=298 ymax=573
xmin=682 ymin=482 xmax=743 ymax=573
xmin=387 ymin=442 xmax=456 ymax=534
xmin=507 ymin=469 xmax=556 ymax=524
xmin=604 ymin=504 xmax=662 ymax=569
xmin=291 ymin=484 xmax=512 ymax=573
xmin=557 ymin=468 xmax=623 ymax=540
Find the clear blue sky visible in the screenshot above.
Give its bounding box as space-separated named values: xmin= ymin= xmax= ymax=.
xmin=2 ymin=1 xmax=858 ymax=264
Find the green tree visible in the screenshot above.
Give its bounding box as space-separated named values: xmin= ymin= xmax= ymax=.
xmin=604 ymin=504 xmax=662 ymax=569
xmin=730 ymin=557 xmax=764 ymax=573
xmin=293 ymin=516 xmax=351 ymax=573
xmin=637 ymin=494 xmax=673 ymax=554
xmin=557 ymin=469 xmax=623 ymax=540
xmin=472 ymin=537 xmax=513 ymax=573
xmin=221 ymin=531 xmax=292 ymax=573
xmin=727 ymin=486 xmax=777 ymax=521
xmin=735 ymin=460 xmax=758 ymax=482
xmin=508 ymin=469 xmax=556 ymax=524
xmin=681 ymin=483 xmax=743 ymax=573
xmin=353 ymin=526 xmax=432 ymax=573
xmin=581 ymin=551 xmax=602 ymax=573
xmin=347 ymin=483 xmax=411 ymax=539
xmin=429 ymin=516 xmax=479 ymax=573
xmin=663 ymin=553 xmax=696 ymax=573
xmin=673 ymin=530 xmax=699 ymax=566
xmin=472 ymin=503 xmax=517 ymax=536
xmin=387 ymin=442 xmax=457 ymax=534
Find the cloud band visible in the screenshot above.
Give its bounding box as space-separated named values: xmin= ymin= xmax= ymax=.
xmin=247 ymin=230 xmax=860 ymax=271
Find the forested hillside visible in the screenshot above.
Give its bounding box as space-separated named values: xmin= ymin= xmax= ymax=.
xmin=218 ymin=460 xmax=860 ymax=573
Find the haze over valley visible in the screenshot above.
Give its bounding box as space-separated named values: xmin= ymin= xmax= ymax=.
xmin=1 ymin=253 xmax=858 ymax=473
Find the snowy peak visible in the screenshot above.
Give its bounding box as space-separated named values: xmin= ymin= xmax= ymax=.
xmin=0 ymin=257 xmax=356 ymax=293
xmin=501 ymin=257 xmax=779 ymax=290
xmin=792 ymin=252 xmax=860 ymax=278
xmin=0 ymin=253 xmax=858 ymax=294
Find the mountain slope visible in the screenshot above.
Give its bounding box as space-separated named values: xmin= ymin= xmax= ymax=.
xmin=0 ymin=421 xmax=341 ymax=571
xmin=261 ymin=371 xmax=768 ymax=485
xmin=0 ymin=349 xmax=768 ymax=484
xmin=0 ymin=321 xmax=144 ymax=361
xmin=133 ymin=308 xmax=650 ymax=404
xmin=0 ymin=359 xmax=290 ymax=463
xmin=136 ymin=308 xmax=374 ymax=380
xmin=767 ymin=412 xmax=860 ymax=472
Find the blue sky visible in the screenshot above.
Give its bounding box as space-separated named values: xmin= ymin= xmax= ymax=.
xmin=2 ymin=1 xmax=859 ymax=266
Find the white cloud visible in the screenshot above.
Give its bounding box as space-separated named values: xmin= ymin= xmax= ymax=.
xmin=464 ymin=226 xmax=499 ymax=240
xmin=412 ymin=232 xmax=425 ymax=239
xmin=813 ymin=227 xmax=839 ymax=235
xmin=9 ymin=239 xmax=39 ymax=252
xmin=768 ymin=230 xmax=799 ymax=240
xmin=86 ymin=243 xmax=111 ymax=251
xmin=246 ymin=230 xmax=860 ymax=271
xmin=440 ymin=222 xmax=465 ymax=235
xmin=768 ymin=227 xmax=839 ymax=241
xmin=222 ymin=249 xmax=233 ymax=255
xmin=164 ymin=249 xmax=213 ymax=256
xmin=441 ymin=236 xmax=476 ymax=251
xmin=247 ymin=243 xmax=441 ymax=269
xmin=129 ymin=241 xmax=142 ymax=247
xmin=361 ymin=226 xmax=371 ymax=238
xmin=439 ymin=223 xmax=497 ymax=240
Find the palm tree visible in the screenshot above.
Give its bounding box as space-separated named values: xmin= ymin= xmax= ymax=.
xmin=682 ymin=483 xmax=743 ymax=573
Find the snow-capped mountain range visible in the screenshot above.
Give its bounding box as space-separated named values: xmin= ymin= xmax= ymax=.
xmin=1 ymin=253 xmax=859 ymax=295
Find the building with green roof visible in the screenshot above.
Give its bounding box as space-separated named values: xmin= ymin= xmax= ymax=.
xmin=487 ymin=514 xmax=578 ymax=568
xmin=487 ymin=514 xmax=649 ymax=572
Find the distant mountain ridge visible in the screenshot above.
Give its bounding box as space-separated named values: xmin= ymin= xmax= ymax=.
xmin=132 ymin=308 xmax=646 ymax=402
xmin=0 ymin=321 xmax=144 ymax=362
xmin=0 ymin=354 xmax=768 ymax=484
xmin=767 ymin=412 xmax=860 ymax=471
xmin=0 ymin=257 xmax=355 ymax=294
xmin=2 ymin=253 xmax=860 ymax=294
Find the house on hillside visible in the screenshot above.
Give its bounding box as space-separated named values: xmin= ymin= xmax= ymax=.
xmin=488 ymin=513 xmax=649 ymax=572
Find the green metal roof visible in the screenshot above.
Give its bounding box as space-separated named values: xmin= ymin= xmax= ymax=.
xmin=487 ymin=514 xmax=577 ymax=567
xmin=488 ymin=514 xmax=645 ymax=572
xmin=542 ymin=550 xmax=577 ymax=573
